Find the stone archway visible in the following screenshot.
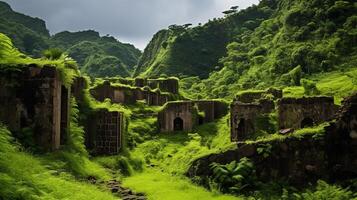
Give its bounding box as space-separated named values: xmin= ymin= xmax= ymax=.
xmin=174 ymin=117 xmax=184 ymax=131
xmin=301 ymin=117 xmax=314 ymax=128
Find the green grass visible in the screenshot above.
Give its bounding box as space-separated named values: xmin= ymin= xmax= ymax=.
xmin=0 ymin=125 xmax=118 ymax=200
xmin=283 ymin=68 xmax=357 ymax=104
xmin=123 ymin=169 xmax=242 ymax=200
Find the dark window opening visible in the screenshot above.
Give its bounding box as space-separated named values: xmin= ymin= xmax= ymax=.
xmin=174 ymin=117 xmax=184 ymax=131
xmin=301 ymin=117 xmax=314 ymax=128
xmin=237 ymin=118 xmax=245 ymax=134
xmin=198 ymin=116 xmax=204 ymax=125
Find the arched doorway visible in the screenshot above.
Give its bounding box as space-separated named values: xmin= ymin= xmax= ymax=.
xmin=301 ymin=117 xmax=314 ymax=128
xmin=174 ymin=117 xmax=184 ymax=131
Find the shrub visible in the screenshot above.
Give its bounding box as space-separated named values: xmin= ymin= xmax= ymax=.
xmin=210 ymin=158 xmax=257 ymax=194
xmin=301 ymin=78 xmax=320 ymax=95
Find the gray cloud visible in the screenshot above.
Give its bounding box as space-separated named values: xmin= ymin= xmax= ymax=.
xmin=3 ymin=0 xmax=259 ymax=49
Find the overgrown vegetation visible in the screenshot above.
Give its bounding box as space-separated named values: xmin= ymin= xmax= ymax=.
xmin=0 ymin=2 xmax=141 ymax=77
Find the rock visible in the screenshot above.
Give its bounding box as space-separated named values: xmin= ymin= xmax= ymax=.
xmin=279 ymin=128 xmax=294 ymax=135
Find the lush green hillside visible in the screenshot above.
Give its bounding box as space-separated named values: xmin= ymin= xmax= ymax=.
xmin=179 ymin=0 xmax=357 ymax=100
xmin=135 ymin=1 xmax=275 ymax=78
xmin=0 ymin=1 xmax=141 ymax=78
xmin=0 ymin=1 xmax=49 ymax=56
xmin=52 ymin=30 xmax=141 ymax=75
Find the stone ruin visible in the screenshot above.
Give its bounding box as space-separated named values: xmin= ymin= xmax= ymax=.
xmin=231 ymin=88 xmax=339 ymax=142
xmin=188 ymin=93 xmax=357 ymax=186
xmin=278 ymin=96 xmax=338 ymax=130
xmin=0 ymin=65 xmax=125 ymax=155
xmin=158 ymin=100 xmax=227 ymax=132
xmin=134 ymin=77 xmax=179 ymax=94
xmin=90 ymin=81 xmax=173 ymax=106
xmin=0 ymin=65 xmax=70 ymax=151
xmin=231 ymin=99 xmax=275 ymax=142
xmin=85 ymin=109 xmax=124 ymax=155
xmin=231 ymin=89 xmax=281 ymax=142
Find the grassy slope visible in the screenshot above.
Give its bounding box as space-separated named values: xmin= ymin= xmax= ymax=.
xmin=123 ymin=169 xmax=241 ymax=200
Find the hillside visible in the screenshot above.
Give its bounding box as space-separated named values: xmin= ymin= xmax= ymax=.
xmin=0 ymin=1 xmax=141 ymax=77
xmin=182 ymin=0 xmax=357 ymax=100
xmin=135 ymin=0 xmax=356 ymax=101
xmin=135 ymin=1 xmax=275 ymax=78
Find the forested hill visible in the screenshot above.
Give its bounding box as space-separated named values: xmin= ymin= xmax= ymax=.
xmin=136 ymin=0 xmax=357 ymax=99
xmin=0 ymin=1 xmax=141 ymax=78
xmin=134 ymin=0 xmax=276 ymax=78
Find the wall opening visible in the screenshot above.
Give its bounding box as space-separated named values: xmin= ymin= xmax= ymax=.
xmin=174 ymin=117 xmax=184 ymax=131
xmin=301 ymin=117 xmax=314 ymax=128
xmin=198 ymin=116 xmax=204 ymax=125
xmin=60 ymin=86 xmax=69 ymax=145
xmin=236 ymin=118 xmax=245 ymax=135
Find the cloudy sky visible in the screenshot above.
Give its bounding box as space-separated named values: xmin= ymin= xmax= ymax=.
xmin=3 ymin=0 xmax=259 ymax=50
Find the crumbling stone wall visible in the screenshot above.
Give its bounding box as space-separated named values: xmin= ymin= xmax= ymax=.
xmin=0 ymin=65 xmax=69 ymax=151
xmin=278 ymin=97 xmax=338 ymax=130
xmin=133 ymin=78 xmax=179 ymax=94
xmin=86 ymin=109 xmax=124 ymax=155
xmin=90 ymin=81 xmax=173 ymax=106
xmin=187 ymin=94 xmax=357 ymax=187
xmin=71 ymin=76 xmax=87 ymax=102
xmin=325 ymin=93 xmax=357 ymax=181
xmin=158 ymin=101 xmax=196 ymax=132
xmin=230 ymin=99 xmax=275 ymax=142
xmin=195 ymin=100 xmax=228 ymax=124
xmin=187 ymin=135 xmax=329 ymax=187
xmin=158 ymin=100 xmax=228 ymax=133
xmin=235 ymin=88 xmax=282 ymax=103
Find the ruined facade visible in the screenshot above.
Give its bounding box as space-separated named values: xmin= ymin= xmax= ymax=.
xmin=85 ymin=109 xmax=124 ymax=155
xmin=90 ymin=81 xmax=173 ymax=106
xmin=0 ymin=65 xmax=69 ymax=151
xmin=134 ymin=77 xmax=179 ymax=94
xmin=188 ymin=93 xmax=357 ymax=186
xmin=230 ymin=99 xmax=275 ymax=142
xmin=278 ymin=97 xmax=338 ymax=130
xmin=158 ymin=100 xmax=228 ymax=132
xmin=158 ymin=101 xmax=196 ymax=132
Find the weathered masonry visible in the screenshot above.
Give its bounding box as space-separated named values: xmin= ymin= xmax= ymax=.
xmin=230 ymin=89 xmax=282 ymax=142
xmin=0 ymin=65 xmax=70 ymax=151
xmin=158 ymin=100 xmax=227 ymax=132
xmin=230 ymin=99 xmax=275 ymax=142
xmin=278 ymin=97 xmax=338 ymax=130
xmin=188 ymin=93 xmax=357 ymax=186
xmin=90 ymin=81 xmax=173 ymax=106
xmin=134 ymin=78 xmax=179 ymax=94
xmin=85 ymin=109 xmax=124 ymax=155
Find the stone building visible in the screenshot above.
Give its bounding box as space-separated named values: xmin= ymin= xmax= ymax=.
xmin=158 ymin=101 xmax=197 ymax=132
xmin=278 ymin=96 xmax=338 ymax=130
xmin=135 ymin=77 xmax=179 ymax=94
xmin=188 ymin=93 xmax=357 ymax=186
xmin=158 ymin=100 xmax=228 ymax=132
xmin=0 ymin=65 xmax=70 ymax=151
xmin=230 ymin=99 xmax=275 ymax=142
xmin=90 ymin=81 xmax=173 ymax=106
xmin=85 ymin=109 xmax=124 ymax=155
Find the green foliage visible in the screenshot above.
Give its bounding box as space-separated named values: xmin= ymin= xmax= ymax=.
xmin=83 ymin=53 xmax=130 ymax=78
xmin=123 ymin=169 xmax=241 ymax=200
xmin=180 ymin=0 xmax=357 ymax=100
xmin=301 ymin=78 xmax=320 ymax=95
xmin=289 ymin=65 xmax=302 ymax=86
xmin=292 ymin=180 xmax=356 ymax=200
xmin=0 ymin=125 xmax=117 ymax=200
xmin=135 ymin=2 xmax=273 ymax=78
xmin=210 ymin=158 xmax=257 ymax=194
xmin=42 ymin=48 xmax=64 ymax=60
